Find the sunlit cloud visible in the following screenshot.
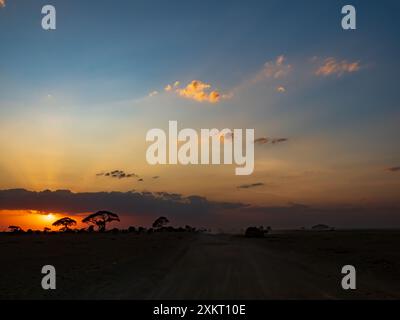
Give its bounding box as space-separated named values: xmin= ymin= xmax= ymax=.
xmin=175 ymin=80 xmax=222 ymax=103
xmin=148 ymin=90 xmax=158 ymax=97
xmin=217 ymin=55 xmax=291 ymax=99
xmin=157 ymin=57 xmax=290 ymax=103
xmin=253 ymin=55 xmax=292 ymax=83
xmin=315 ymin=57 xmax=360 ymax=77
xmin=0 ymin=0 xmax=5 ymax=8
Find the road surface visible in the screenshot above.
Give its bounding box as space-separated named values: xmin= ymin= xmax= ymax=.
xmin=147 ymin=234 xmax=354 ymax=299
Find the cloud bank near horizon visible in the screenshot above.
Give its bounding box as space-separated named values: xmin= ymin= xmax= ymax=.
xmin=0 ymin=189 xmax=399 ymax=229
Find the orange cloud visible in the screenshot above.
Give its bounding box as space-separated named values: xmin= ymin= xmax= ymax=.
xmin=0 ymin=0 xmax=5 ymax=8
xmin=253 ymin=55 xmax=292 ymax=82
xmin=175 ymin=80 xmax=221 ymax=103
xmin=315 ymin=57 xmax=360 ymax=77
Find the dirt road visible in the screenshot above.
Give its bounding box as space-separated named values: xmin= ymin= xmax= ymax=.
xmin=147 ymin=233 xmax=398 ymax=299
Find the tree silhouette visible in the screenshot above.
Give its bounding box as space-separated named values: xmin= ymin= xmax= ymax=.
xmin=245 ymin=226 xmax=265 ymax=238
xmin=8 ymin=225 xmax=23 ymax=233
xmin=52 ymin=217 xmax=77 ymax=232
xmin=82 ymin=211 xmax=120 ymax=232
xmin=152 ymin=216 xmax=169 ymax=229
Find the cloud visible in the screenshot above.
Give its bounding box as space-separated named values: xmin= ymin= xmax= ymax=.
xmin=315 ymin=57 xmax=360 ymax=77
xmin=254 ymin=137 xmax=288 ymax=145
xmin=288 ymin=202 xmax=310 ymax=209
xmin=254 ymin=137 xmax=269 ymax=144
xmin=271 ymin=138 xmax=288 ymax=144
xmin=253 ymin=55 xmax=292 ymax=83
xmin=237 ymin=182 xmax=265 ymax=189
xmin=161 ymin=80 xmax=226 ymax=103
xmin=276 ymin=86 xmax=286 ymax=93
xmin=0 ymin=189 xmax=246 ymax=226
xmin=164 ymin=81 xmax=180 ymax=92
xmin=385 ymin=166 xmax=400 ymax=172
xmin=159 ymin=57 xmax=291 ymax=103
xmin=155 ymin=192 xmax=182 ymax=201
xmin=1 ymin=189 xmax=400 ymax=229
xmin=222 ymin=92 xmax=234 ymax=99
xmin=148 ymin=91 xmax=158 ymax=97
xmin=0 ymin=0 xmax=5 ymax=8
xmin=96 ymin=170 xmax=139 ymax=179
xmin=175 ymin=80 xmax=221 ymax=103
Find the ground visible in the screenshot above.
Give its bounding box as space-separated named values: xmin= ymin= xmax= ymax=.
xmin=0 ymin=230 xmax=399 ymax=299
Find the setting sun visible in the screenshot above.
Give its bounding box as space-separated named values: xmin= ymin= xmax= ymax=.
xmin=44 ymin=213 xmax=55 ymax=221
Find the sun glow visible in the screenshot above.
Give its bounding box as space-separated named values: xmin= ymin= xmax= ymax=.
xmin=43 ymin=213 xmax=56 ymax=222
xmin=0 ymin=210 xmax=62 ymax=231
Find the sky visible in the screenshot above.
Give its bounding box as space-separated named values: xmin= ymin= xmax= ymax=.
xmin=0 ymin=0 xmax=399 ymax=231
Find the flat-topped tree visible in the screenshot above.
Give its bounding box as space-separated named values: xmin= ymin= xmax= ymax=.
xmin=52 ymin=217 xmax=77 ymax=232
xmin=8 ymin=226 xmax=23 ymax=233
xmin=82 ymin=211 xmax=120 ymax=232
xmin=152 ymin=216 xmax=169 ymax=229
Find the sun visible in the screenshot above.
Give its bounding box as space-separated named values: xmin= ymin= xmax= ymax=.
xmin=43 ymin=213 xmax=55 ymax=221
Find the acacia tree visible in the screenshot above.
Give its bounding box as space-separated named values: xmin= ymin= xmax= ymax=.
xmin=152 ymin=216 xmax=169 ymax=229
xmin=82 ymin=211 xmax=120 ymax=232
xmin=8 ymin=225 xmax=23 ymax=233
xmin=52 ymin=217 xmax=77 ymax=232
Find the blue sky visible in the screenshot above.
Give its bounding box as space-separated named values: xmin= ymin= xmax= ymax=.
xmin=1 ymin=0 xmax=399 ymax=106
